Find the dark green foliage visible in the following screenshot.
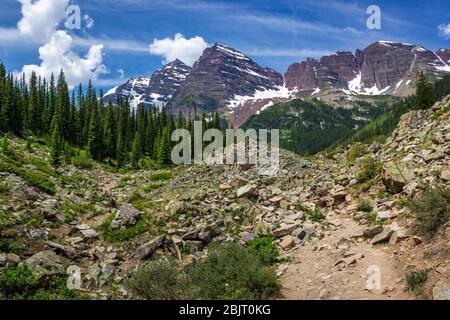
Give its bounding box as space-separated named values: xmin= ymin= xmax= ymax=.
xmin=188 ymin=242 xmax=280 ymax=300
xmin=243 ymin=99 xmax=386 ymax=155
xmin=405 ymin=269 xmax=430 ymax=295
xmin=356 ymin=157 xmax=380 ymax=184
xmin=357 ymin=200 xmax=373 ymax=213
xmin=407 ymin=188 xmax=450 ymax=237
xmin=0 ymin=265 xmax=37 ymax=297
xmin=71 ymin=150 xmax=94 ymax=169
xmin=148 ymin=171 xmax=173 ymax=181
xmin=125 ymin=257 xmax=195 ymax=300
xmin=345 ymin=143 xmax=368 ymax=164
xmin=247 ymin=236 xmax=279 ymax=265
xmin=0 ymin=62 xmax=223 ymax=169
xmin=415 ymin=72 xmax=434 ymax=110
xmin=98 ymin=213 xmax=148 ymax=242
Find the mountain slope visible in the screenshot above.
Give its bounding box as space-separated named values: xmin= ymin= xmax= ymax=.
xmin=104 ymin=59 xmax=191 ymax=109
xmin=242 ymin=98 xmax=387 ymax=155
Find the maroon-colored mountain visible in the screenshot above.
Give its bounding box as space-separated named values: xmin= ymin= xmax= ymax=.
xmin=169 ymin=43 xmax=283 ymax=114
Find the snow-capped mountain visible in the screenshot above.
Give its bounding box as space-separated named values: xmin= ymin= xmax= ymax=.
xmin=168 ymin=43 xmax=285 ymax=117
xmin=104 ymin=59 xmax=191 ymax=109
xmin=104 ymin=41 xmax=449 ymax=127
xmin=285 ymin=41 xmax=450 ymax=97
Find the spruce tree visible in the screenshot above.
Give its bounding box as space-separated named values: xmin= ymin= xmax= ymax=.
xmin=87 ymin=94 xmax=103 ymax=160
xmin=28 ymin=72 xmax=40 ymax=135
xmin=50 ymin=113 xmax=64 ymax=167
xmin=415 ymin=72 xmax=434 ymax=110
xmin=157 ymin=126 xmax=172 ymax=165
xmin=104 ymin=100 xmax=117 ymax=161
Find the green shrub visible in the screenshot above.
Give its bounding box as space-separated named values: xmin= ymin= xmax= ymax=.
xmin=26 ymin=156 xmax=56 ymax=176
xmin=431 ymin=104 xmax=450 ymax=120
xmin=125 ymin=257 xmax=195 ymax=300
xmin=188 ymin=242 xmax=280 ymax=300
xmin=0 ymin=265 xmax=37 ymax=297
xmin=142 ymin=183 xmax=164 ymax=192
xmin=405 ymin=269 xmax=430 ymax=295
xmin=247 ymin=236 xmax=279 ymax=265
xmin=306 ymin=208 xmax=325 ymax=222
xmin=72 ymin=151 xmax=94 ymax=169
xmin=0 ymin=184 xmax=12 ymax=194
xmin=98 ymin=214 xmax=148 ymax=242
xmin=407 ymin=188 xmax=450 ymax=237
xmin=345 ymin=143 xmax=368 ymax=164
xmin=60 ymin=202 xmax=96 ymax=223
xmin=149 ymin=171 xmax=173 ymax=181
xmin=20 ymin=169 xmax=56 ymax=195
xmin=117 ymin=176 xmax=131 ymax=188
xmin=356 ymin=157 xmax=381 ymax=184
xmin=357 ymin=200 xmax=373 ymax=213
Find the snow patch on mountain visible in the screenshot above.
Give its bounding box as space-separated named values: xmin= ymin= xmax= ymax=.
xmin=228 ymin=85 xmax=296 ymax=112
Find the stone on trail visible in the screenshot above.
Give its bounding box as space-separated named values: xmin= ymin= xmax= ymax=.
xmin=371 ymin=227 xmax=394 ymax=245
xmin=132 ymin=235 xmax=166 ymax=260
xmin=111 ymin=204 xmax=141 ymax=230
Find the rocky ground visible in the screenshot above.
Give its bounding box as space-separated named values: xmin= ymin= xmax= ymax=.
xmin=0 ymin=95 xmax=449 ymax=300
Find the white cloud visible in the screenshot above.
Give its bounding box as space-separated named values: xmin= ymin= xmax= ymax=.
xmin=21 ymin=31 xmax=107 ymax=89
xmin=0 ymin=28 xmax=21 ymax=42
xmin=17 ymin=0 xmax=69 ymax=44
xmin=149 ymin=33 xmax=208 ymax=66
xmin=438 ymin=23 xmax=450 ymax=39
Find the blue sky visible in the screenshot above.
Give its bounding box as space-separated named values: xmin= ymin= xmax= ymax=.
xmin=1 ymin=0 xmax=450 ymax=91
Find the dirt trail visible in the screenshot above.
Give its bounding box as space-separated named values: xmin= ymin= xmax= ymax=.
xmin=280 ymin=213 xmax=414 ymax=300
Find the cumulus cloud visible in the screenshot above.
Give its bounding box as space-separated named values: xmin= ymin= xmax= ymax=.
xmin=149 ymin=33 xmax=208 ymax=66
xmin=21 ymin=31 xmax=107 ymax=88
xmin=438 ymin=23 xmax=450 ymax=39
xmin=17 ymin=0 xmax=69 ymax=44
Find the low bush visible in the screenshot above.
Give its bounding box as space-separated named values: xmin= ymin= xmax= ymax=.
xmin=357 ymin=199 xmax=373 ymax=213
xmin=125 ymin=242 xmax=280 ymax=300
xmin=407 ymin=188 xmax=450 ymax=237
xmin=405 ymin=269 xmax=430 ymax=295
xmin=247 ymin=236 xmax=279 ymax=265
xmin=345 ymin=143 xmax=368 ymax=165
xmin=125 ymin=257 xmax=195 ymax=300
xmin=188 ymin=242 xmax=280 ymax=300
xmin=356 ymin=157 xmax=381 ymax=184
xmin=71 ymin=151 xmax=94 ymax=169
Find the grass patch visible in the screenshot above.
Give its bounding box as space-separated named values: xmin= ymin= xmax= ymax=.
xmin=149 ymin=171 xmax=173 ymax=181
xmin=431 ymin=104 xmax=450 ymax=121
xmin=407 ymin=188 xmax=450 ymax=237
xmin=98 ymin=213 xmax=149 ymax=242
xmin=117 ymin=176 xmax=131 ymax=188
xmin=0 ymin=184 xmax=12 ymax=194
xmin=142 ymin=183 xmax=164 ymax=192
xmin=60 ymin=201 xmax=96 ymax=223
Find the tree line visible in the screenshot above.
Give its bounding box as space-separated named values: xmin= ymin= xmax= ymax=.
xmin=0 ymin=63 xmax=222 ymax=167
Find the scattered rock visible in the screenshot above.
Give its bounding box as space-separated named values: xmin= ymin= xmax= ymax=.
xmin=236 ymin=184 xmax=256 ymax=198
xmin=132 ymin=235 xmax=166 ymax=260
xmin=279 ymin=236 xmax=295 ymax=250
xmin=371 ymin=227 xmax=393 ymax=245
xmin=273 ymin=224 xmax=299 ymax=238
xmin=23 ymin=251 xmax=65 ymax=281
xmin=381 ymin=160 xmax=415 ymax=194
xmin=363 ymin=225 xmax=383 ymax=239
xmin=433 ymin=283 xmax=450 ymax=300
xmin=111 ymin=204 xmax=141 ymax=230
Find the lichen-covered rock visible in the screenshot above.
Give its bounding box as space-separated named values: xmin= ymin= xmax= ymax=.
xmin=381 ymin=160 xmax=415 ymax=193
xmin=111 ymin=204 xmax=141 ymax=230
xmin=23 ymin=251 xmax=65 ymax=281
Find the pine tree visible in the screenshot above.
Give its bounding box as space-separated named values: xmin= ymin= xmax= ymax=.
xmin=87 ymin=94 xmax=103 ymax=160
xmin=50 ymin=113 xmax=64 ymax=167
xmin=104 ymin=100 xmax=117 ymax=161
xmin=131 ymin=131 xmax=142 ymax=167
xmin=157 ymin=126 xmax=172 ymax=165
xmin=28 ymin=72 xmax=40 ymax=135
xmin=415 ymin=72 xmax=434 ymax=110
